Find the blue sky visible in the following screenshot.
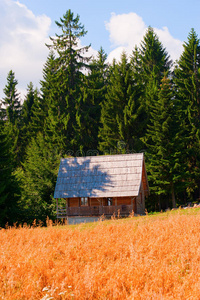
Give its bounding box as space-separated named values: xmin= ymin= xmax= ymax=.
xmin=0 ymin=0 xmax=200 ymax=99
xmin=18 ymin=0 xmax=200 ymax=51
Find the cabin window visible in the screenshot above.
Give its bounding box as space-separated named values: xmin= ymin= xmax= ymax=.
xmin=107 ymin=198 xmax=113 ymax=206
xmin=81 ymin=197 xmax=88 ymax=206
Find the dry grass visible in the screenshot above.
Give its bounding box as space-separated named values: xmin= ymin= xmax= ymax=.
xmin=1 ymin=209 xmax=200 ymax=299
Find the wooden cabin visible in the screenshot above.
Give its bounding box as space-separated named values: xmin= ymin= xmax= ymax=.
xmin=54 ymin=153 xmax=149 ymax=218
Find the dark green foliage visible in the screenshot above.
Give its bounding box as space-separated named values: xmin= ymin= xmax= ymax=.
xmin=143 ymin=76 xmax=184 ymax=209
xmin=75 ymin=47 xmax=108 ymax=154
xmin=28 ymin=51 xmax=57 ymax=139
xmin=44 ymin=10 xmax=91 ymax=154
xmin=2 ymin=11 xmax=200 ymax=224
xmin=140 ymin=27 xmax=172 ymax=85
xmin=1 ymin=70 xmax=21 ymax=124
xmin=16 ymin=133 xmax=61 ymax=223
xmin=174 ymin=28 xmax=200 ymax=199
xmin=1 ymin=71 xmax=22 ymax=166
xmin=40 ymin=51 xmax=57 ymax=98
xmin=138 ymin=27 xmax=172 ymax=130
xmin=0 ymin=126 xmax=19 ymax=226
xmin=99 ymin=52 xmax=145 ymax=153
xmin=47 ymin=9 xmax=90 ymax=72
xmin=22 ymin=83 xmax=35 ymax=124
xmin=20 ymin=83 xmax=40 ymax=161
xmin=30 ymin=91 xmax=47 ymax=138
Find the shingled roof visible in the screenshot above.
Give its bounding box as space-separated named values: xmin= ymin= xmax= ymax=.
xmin=54 ymin=153 xmax=149 ymax=199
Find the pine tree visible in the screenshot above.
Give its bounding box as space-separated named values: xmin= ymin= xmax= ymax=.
xmin=17 ymin=133 xmax=61 ymax=223
xmin=20 ymin=83 xmax=40 ymax=161
xmin=75 ymin=47 xmax=108 ymax=155
xmin=44 ymin=10 xmax=91 ymax=154
xmin=22 ymin=83 xmax=35 ymax=123
xmin=29 ymin=91 xmax=46 ymax=138
xmin=40 ymin=51 xmax=57 ymax=99
xmin=26 ymin=51 xmax=57 ymax=139
xmin=0 ymin=125 xmax=19 ymax=226
xmin=174 ymin=28 xmax=200 ymax=199
xmin=130 ymin=46 xmax=144 ymax=99
xmin=99 ymin=52 xmax=145 ymax=153
xmin=140 ymin=27 xmax=172 ymax=86
xmin=143 ymin=76 xmax=183 ymax=209
xmin=1 ymin=70 xmax=22 ymax=165
xmin=1 ymin=70 xmax=21 ymax=125
xmin=138 ymin=27 xmax=172 ymax=128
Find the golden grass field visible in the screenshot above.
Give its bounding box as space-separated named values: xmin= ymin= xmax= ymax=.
xmin=1 ymin=209 xmax=200 ymax=299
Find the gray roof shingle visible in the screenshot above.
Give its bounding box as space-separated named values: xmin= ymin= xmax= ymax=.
xmin=54 ymin=153 xmax=147 ymax=198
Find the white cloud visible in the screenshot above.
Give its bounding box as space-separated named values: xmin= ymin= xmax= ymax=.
xmin=154 ymin=27 xmax=183 ymax=63
xmin=0 ymin=0 xmax=98 ymax=100
xmin=106 ymin=46 xmax=127 ymax=63
xmin=106 ymin=12 xmax=183 ymax=64
xmin=0 ymin=0 xmax=51 ymax=99
xmin=105 ymin=12 xmax=146 ymax=48
xmin=0 ymin=4 xmax=184 ymax=101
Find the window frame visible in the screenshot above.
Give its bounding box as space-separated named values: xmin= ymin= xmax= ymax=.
xmin=107 ymin=197 xmax=113 ymax=206
xmin=81 ymin=197 xmax=89 ymax=206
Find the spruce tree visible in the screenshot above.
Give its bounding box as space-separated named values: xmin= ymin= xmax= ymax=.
xmin=138 ymin=27 xmax=172 ymax=128
xmin=75 ymin=47 xmax=108 ymax=155
xmin=174 ymin=28 xmax=200 ymax=199
xmin=1 ymin=70 xmax=22 ymax=165
xmin=22 ymin=83 xmax=35 ymax=124
xmin=20 ymin=83 xmax=40 ymax=161
xmin=40 ymin=51 xmax=57 ymax=99
xmin=99 ymin=52 xmax=145 ymax=153
xmin=0 ymin=126 xmax=19 ymax=226
xmin=44 ymin=10 xmax=91 ymax=154
xmin=30 ymin=91 xmax=47 ymax=138
xmin=17 ymin=133 xmax=61 ymax=223
xmin=26 ymin=51 xmax=57 ymax=139
xmin=1 ymin=70 xmax=21 ymax=125
xmin=143 ymin=76 xmax=183 ymax=209
xmin=140 ymin=27 xmax=172 ymax=86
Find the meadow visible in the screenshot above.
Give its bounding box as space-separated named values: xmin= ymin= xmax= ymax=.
xmin=1 ymin=209 xmax=200 ymax=299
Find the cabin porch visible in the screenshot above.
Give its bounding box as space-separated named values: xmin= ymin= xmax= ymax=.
xmin=57 ymin=204 xmax=134 ymax=218
xmin=56 ymin=196 xmax=138 ymax=218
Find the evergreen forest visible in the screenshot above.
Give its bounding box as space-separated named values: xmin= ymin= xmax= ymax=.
xmin=1 ymin=9 xmax=200 ymax=226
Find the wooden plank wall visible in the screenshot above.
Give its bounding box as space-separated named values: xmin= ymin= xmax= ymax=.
xmin=67 ymin=197 xmax=134 ymax=207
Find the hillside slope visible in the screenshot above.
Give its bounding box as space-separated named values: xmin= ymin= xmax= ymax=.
xmin=1 ymin=209 xmax=200 ymax=299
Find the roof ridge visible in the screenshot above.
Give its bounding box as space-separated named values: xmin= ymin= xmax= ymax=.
xmin=61 ymin=153 xmax=144 ymax=161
